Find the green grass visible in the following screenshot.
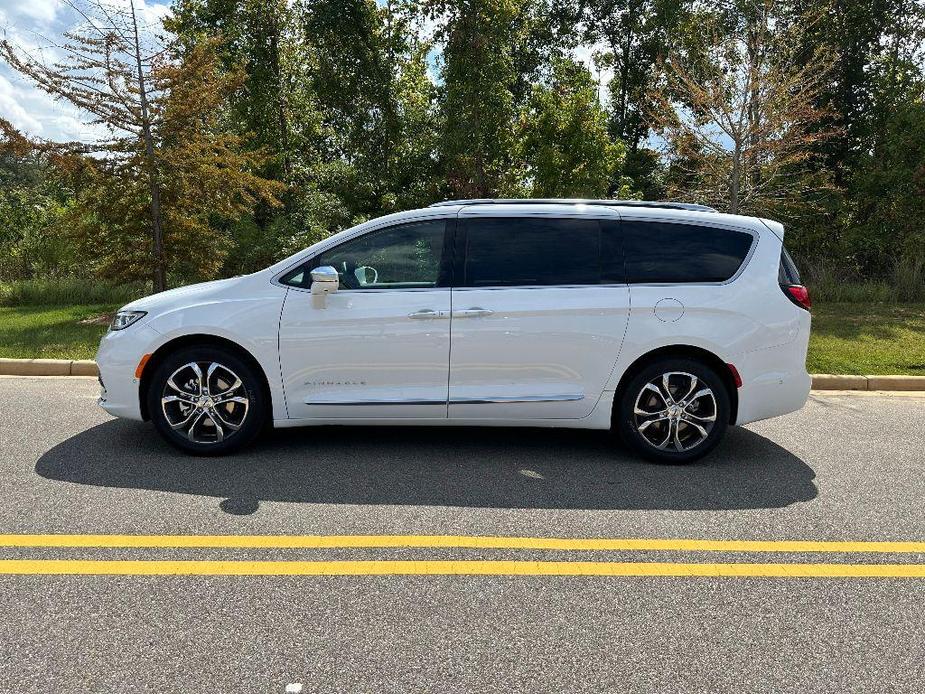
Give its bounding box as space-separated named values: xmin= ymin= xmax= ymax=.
xmin=808 ymin=302 xmax=925 ymax=375
xmin=1 ymin=301 xmax=924 ymax=375
xmin=0 ymin=305 xmax=118 ymax=360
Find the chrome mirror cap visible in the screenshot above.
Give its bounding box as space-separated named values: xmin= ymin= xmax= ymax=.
xmin=310 ymin=266 xmax=339 ymax=285
xmin=310 ymin=266 xmax=339 ymax=294
xmin=310 ymin=266 xmax=339 ymax=307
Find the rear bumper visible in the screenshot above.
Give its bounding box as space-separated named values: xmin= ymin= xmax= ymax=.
xmin=733 ymin=334 xmax=811 ymax=425
xmin=735 ymin=366 xmax=811 ymax=425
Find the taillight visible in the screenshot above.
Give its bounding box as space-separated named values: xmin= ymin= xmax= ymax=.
xmin=783 ymin=284 xmax=811 ymax=311
xmin=726 ymin=363 xmax=743 ymax=388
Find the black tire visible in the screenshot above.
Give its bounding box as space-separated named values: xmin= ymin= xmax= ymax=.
xmin=147 ymin=345 xmax=267 ymax=455
xmin=616 ymin=357 xmax=730 ymax=464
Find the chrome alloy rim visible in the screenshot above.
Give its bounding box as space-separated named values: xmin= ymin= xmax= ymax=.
xmin=633 ymin=372 xmax=717 ymax=452
xmin=161 ymin=362 xmax=249 ymax=444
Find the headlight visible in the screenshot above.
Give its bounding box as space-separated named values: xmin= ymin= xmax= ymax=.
xmin=110 ymin=310 xmax=147 ymax=331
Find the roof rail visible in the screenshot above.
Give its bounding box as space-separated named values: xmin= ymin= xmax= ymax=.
xmin=428 ymin=198 xmax=718 ymax=213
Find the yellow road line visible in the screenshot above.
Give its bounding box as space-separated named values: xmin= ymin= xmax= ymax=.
xmin=1 ymin=534 xmax=924 ymax=553
xmin=1 ymin=559 xmax=924 ymax=577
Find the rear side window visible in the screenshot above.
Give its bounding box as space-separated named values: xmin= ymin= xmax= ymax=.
xmin=623 ymin=221 xmax=754 ymax=284
xmin=462 ymin=217 xmax=602 ymax=287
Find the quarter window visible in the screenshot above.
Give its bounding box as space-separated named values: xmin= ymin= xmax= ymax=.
xmin=622 ymin=221 xmax=753 ymax=284
xmin=779 ymin=246 xmax=801 ymax=285
xmin=463 ymin=217 xmax=603 ymax=287
xmin=282 ymin=220 xmax=447 ymax=290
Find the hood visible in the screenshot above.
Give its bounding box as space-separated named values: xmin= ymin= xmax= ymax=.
xmin=120 ymin=276 xmax=245 ymax=314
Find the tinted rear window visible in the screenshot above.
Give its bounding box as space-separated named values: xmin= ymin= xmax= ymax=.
xmin=463 ymin=217 xmax=602 ymax=286
xmin=778 ymin=246 xmax=801 ymax=285
xmin=623 ymin=221 xmax=753 ymax=284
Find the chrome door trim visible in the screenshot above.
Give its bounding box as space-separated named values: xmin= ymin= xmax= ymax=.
xmin=304 ymin=394 xmax=585 ymax=406
xmin=449 ymin=394 xmax=584 ymax=404
xmin=303 ymin=399 xmax=447 ymax=406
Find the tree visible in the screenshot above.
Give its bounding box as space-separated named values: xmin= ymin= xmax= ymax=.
xmin=571 ymin=0 xmax=690 ymax=152
xmin=1 ymin=0 xmax=283 ymax=289
xmin=433 ymin=0 xmax=562 ymax=198
xmin=518 ymin=58 xmax=630 ymax=197
xmin=300 ymin=0 xmax=439 ymax=214
xmin=0 ymin=128 xmax=73 ymax=280
xmin=165 ymin=0 xmax=293 ymax=176
xmin=1 ymin=0 xmax=173 ymax=289
xmin=649 ymin=0 xmax=836 ymax=217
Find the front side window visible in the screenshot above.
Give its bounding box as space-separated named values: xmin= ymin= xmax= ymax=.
xmin=462 ymin=217 xmax=603 ymax=287
xmin=283 ymin=219 xmax=447 ymax=290
xmin=623 ymin=221 xmax=754 ymax=284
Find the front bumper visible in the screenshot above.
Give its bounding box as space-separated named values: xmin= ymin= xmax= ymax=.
xmin=95 ymin=323 xmax=161 ymax=420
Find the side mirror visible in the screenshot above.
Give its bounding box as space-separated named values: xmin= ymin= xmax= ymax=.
xmin=310 ymin=266 xmax=339 ymax=308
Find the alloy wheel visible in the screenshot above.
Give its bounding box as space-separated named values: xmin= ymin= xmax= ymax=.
xmin=160 ymin=361 xmax=249 ymax=444
xmin=632 ymin=371 xmax=717 ymax=452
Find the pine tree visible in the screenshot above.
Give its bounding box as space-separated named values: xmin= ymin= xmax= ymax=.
xmin=1 ymin=0 xmax=283 ymax=290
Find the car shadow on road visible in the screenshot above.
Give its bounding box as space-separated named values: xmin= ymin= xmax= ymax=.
xmin=35 ymin=420 xmax=817 ymax=514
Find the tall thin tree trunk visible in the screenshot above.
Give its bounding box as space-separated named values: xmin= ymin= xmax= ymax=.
xmin=746 ymin=22 xmax=762 ymax=195
xmin=267 ymin=2 xmax=289 ymax=175
xmin=730 ymin=140 xmax=742 ymax=214
xmin=130 ymin=0 xmax=167 ymax=292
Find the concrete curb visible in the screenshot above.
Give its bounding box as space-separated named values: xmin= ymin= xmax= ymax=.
xmin=0 ymin=358 xmax=99 ymax=377
xmin=0 ymin=358 xmax=923 ymax=390
xmin=811 ymin=374 xmax=925 ymax=391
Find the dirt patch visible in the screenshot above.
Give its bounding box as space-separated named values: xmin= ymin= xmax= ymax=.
xmin=79 ymin=313 xmax=114 ymax=326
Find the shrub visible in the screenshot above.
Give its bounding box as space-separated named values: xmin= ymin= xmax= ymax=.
xmin=0 ymin=279 xmax=146 ymax=307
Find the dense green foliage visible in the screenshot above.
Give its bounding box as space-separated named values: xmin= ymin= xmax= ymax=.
xmin=0 ymin=0 xmax=923 ymax=294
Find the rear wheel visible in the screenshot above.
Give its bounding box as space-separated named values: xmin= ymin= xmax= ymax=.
xmin=616 ymin=358 xmax=730 ymax=463
xmin=147 ymin=346 xmax=267 ymax=455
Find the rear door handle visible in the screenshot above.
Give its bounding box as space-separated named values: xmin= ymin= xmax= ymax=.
xmin=453 ymin=307 xmax=493 ymax=318
xmin=408 ymin=309 xmax=449 ymax=320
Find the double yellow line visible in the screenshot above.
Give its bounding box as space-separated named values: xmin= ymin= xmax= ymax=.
xmin=2 ymin=534 xmax=924 ymax=577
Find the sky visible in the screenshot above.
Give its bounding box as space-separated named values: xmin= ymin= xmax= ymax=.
xmin=1 ymin=0 xmax=611 ymax=146
xmin=0 ymin=0 xmax=170 ymax=143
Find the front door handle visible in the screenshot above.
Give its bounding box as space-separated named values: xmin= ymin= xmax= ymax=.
xmin=453 ymin=307 xmax=493 ymax=318
xmin=408 ymin=309 xmax=449 ymax=320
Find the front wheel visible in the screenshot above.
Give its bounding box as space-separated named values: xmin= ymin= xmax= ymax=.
xmin=147 ymin=346 xmax=267 ymax=455
xmin=616 ymin=358 xmax=730 ymax=463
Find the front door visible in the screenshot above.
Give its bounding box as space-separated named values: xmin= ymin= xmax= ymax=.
xmin=278 ymin=219 xmax=452 ymax=420
xmin=448 ymin=213 xmax=630 ymax=420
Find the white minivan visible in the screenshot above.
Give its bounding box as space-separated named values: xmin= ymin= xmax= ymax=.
xmin=96 ymin=199 xmax=811 ymax=462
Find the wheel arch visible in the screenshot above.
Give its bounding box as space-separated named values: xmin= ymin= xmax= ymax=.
xmin=138 ymin=334 xmax=273 ymax=422
xmin=612 ymin=345 xmax=739 ymax=425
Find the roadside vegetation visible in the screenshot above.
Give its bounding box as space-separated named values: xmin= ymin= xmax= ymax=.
xmin=0 ymin=305 xmax=117 ymax=360
xmin=2 ymin=285 xmax=923 ymax=375
xmin=809 ymin=303 xmax=925 ymax=375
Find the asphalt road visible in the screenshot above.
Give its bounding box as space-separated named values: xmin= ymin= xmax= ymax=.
xmin=1 ymin=376 xmax=924 ymax=693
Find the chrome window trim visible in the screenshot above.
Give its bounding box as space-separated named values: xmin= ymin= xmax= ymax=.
xmin=450 ymin=284 xmax=629 ymax=292
xmin=271 ymin=208 xmax=762 ymax=291
xmin=286 ymin=285 xmax=451 ymax=296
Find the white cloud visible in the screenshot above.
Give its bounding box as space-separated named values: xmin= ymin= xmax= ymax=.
xmin=0 ymin=0 xmax=61 ymax=27
xmin=0 ymin=72 xmax=43 ymax=133
xmin=0 ymin=0 xmax=169 ymax=143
